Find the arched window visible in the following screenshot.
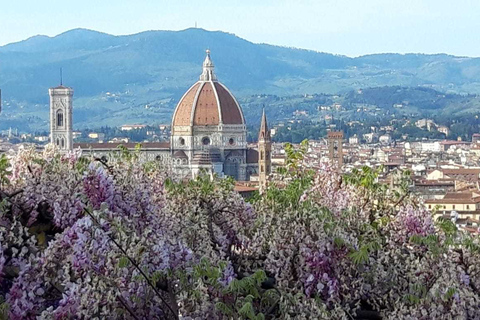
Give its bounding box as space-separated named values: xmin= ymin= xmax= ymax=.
xmin=56 ymin=138 xmax=60 ymax=146
xmin=61 ymin=138 xmax=65 ymax=148
xmin=57 ymin=110 xmax=64 ymax=127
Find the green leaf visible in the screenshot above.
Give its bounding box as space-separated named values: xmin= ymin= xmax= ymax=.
xmin=117 ymin=256 xmax=130 ymax=268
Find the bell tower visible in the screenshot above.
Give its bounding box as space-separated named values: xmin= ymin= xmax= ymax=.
xmin=327 ymin=131 xmax=343 ymax=170
xmin=49 ymin=84 xmax=74 ymax=151
xmin=258 ymin=109 xmax=272 ymax=192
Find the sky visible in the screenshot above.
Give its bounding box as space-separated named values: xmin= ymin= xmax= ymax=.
xmin=1 ymin=0 xmax=480 ymax=57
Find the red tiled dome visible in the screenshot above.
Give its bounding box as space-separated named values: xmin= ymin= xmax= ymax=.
xmin=172 ymin=51 xmax=244 ymax=127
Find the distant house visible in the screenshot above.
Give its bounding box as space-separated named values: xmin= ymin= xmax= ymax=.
xmin=425 ymin=191 xmax=480 ymax=218
xmin=420 ymin=141 xmax=441 ymax=153
xmin=363 ymin=133 xmax=378 ymax=143
xmin=415 ymin=119 xmax=435 ymax=131
xmin=34 ymin=136 xmax=49 ymax=142
xmin=437 ymin=125 xmax=450 ymax=137
xmin=349 ymin=135 xmax=359 ymax=145
xmin=426 ymin=168 xmax=480 ymax=183
xmin=379 ymin=134 xmax=392 ymax=144
xmin=473 ymin=133 xmax=480 ymax=143
xmin=88 ymin=132 xmax=105 ymax=141
xmin=121 ymin=124 xmax=147 ymax=131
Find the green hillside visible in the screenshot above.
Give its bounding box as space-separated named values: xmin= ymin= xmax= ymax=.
xmin=1 ymin=28 xmax=480 ymax=131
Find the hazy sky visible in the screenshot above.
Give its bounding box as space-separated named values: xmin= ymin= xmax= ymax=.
xmin=1 ymin=0 xmax=480 ymax=57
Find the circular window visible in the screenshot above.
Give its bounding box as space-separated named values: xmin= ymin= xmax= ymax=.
xmin=179 ymin=138 xmax=185 ymax=145
xmin=229 ymin=138 xmax=235 ymax=145
xmin=202 ymin=137 xmax=211 ymax=145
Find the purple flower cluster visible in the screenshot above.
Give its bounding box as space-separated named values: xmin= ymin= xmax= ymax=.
xmin=392 ymin=205 xmax=435 ymax=242
xmin=302 ymin=247 xmax=339 ymax=301
xmin=6 ymin=263 xmax=45 ymax=320
xmin=82 ymin=164 xmax=116 ymax=210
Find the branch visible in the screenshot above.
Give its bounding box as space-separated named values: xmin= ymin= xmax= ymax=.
xmin=94 ymin=157 xmax=114 ymax=174
xmin=117 ymin=296 xmax=141 ymax=320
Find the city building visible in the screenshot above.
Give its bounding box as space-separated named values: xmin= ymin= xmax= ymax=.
xmin=121 ymin=124 xmax=147 ymax=131
xmin=50 ymin=50 xmax=271 ymax=182
xmin=348 ymin=135 xmax=359 ymax=145
xmin=327 ymin=131 xmax=343 ymax=169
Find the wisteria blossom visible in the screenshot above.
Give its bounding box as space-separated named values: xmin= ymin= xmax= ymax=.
xmin=1 ymin=144 xmax=480 ymax=319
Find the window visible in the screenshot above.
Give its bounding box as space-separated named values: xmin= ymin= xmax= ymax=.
xmin=467 ymin=205 xmax=470 ymax=209
xmin=428 ymin=205 xmax=431 ymax=209
xmin=57 ymin=110 xmax=64 ymax=127
xmin=229 ymin=138 xmax=235 ymax=145
xmin=453 ymin=205 xmax=456 ymax=210
xmin=179 ymin=137 xmax=185 ymax=146
xmin=260 ymin=151 xmax=264 ymax=160
xmin=61 ymin=138 xmax=65 ymax=148
xmin=202 ymin=137 xmax=211 ymax=145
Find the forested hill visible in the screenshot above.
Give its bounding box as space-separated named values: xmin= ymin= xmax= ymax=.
xmin=2 ymin=28 xmax=480 ymax=131
xmin=2 ymin=27 xmax=480 ymax=103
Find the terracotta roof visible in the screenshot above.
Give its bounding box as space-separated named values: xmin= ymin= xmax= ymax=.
xmin=425 ymin=192 xmax=480 ymax=204
xmin=443 ymin=169 xmax=480 ymax=175
xmin=234 ymin=185 xmax=258 ymax=193
xmin=172 ymin=81 xmax=244 ymax=127
xmin=415 ymin=180 xmax=454 ymax=186
xmin=444 ymin=192 xmax=476 ymax=200
xmin=440 ymin=140 xmax=470 ymax=145
xmin=172 ymin=52 xmax=244 ymax=127
xmin=426 ymin=199 xmax=480 ymax=204
xmin=173 ymin=83 xmax=201 ymax=126
xmin=214 ymin=83 xmax=243 ymax=125
xmin=194 ymin=82 xmax=220 ymax=125
xmin=74 ymin=142 xmax=170 ymax=150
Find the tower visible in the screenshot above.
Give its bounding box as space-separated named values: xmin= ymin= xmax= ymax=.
xmin=258 ymin=109 xmax=272 ymax=192
xmin=327 ymin=131 xmax=343 ymax=170
xmin=49 ymin=85 xmax=74 ymax=151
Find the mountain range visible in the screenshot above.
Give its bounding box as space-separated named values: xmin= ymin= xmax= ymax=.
xmin=1 ymin=28 xmax=480 ymax=131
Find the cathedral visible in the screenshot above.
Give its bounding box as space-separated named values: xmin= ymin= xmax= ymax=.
xmin=49 ymin=50 xmax=271 ymax=185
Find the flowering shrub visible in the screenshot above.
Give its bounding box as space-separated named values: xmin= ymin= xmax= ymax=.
xmin=0 ymin=143 xmax=479 ymax=319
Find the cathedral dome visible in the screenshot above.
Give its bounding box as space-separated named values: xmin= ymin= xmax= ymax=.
xmin=172 ymin=50 xmax=245 ymax=127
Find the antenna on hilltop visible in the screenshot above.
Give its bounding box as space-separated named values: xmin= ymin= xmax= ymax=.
xmin=60 ymin=67 xmax=63 ymax=86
